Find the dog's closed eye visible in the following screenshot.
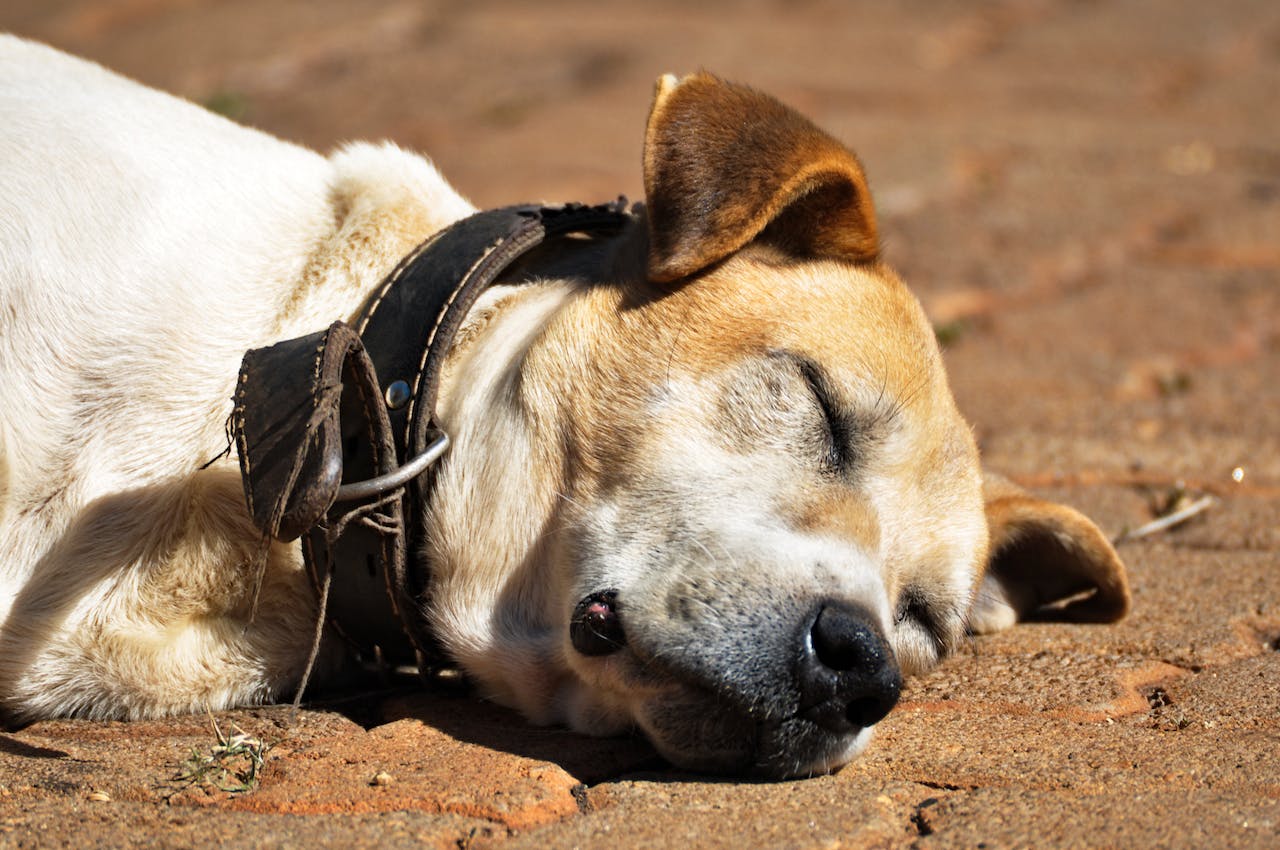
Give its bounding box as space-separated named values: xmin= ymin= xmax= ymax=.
xmin=793 ymin=356 xmax=853 ymax=476
xmin=715 ymin=351 xmax=880 ymax=478
xmin=893 ymin=587 xmax=955 ymax=669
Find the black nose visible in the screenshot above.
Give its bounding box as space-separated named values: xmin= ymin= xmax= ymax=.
xmin=798 ymin=602 xmax=902 ymax=733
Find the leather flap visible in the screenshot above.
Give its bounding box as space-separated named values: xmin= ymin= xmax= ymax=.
xmin=233 ymin=322 xmax=374 ymax=541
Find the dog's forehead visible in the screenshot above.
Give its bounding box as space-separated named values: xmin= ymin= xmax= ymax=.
xmin=638 ymin=254 xmax=946 ymax=406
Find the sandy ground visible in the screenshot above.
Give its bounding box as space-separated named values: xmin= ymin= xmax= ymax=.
xmin=1 ymin=0 xmax=1278 ymax=847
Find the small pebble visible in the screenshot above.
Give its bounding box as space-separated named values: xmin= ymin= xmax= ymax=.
xmin=370 ymin=771 xmax=394 ymax=787
xmin=87 ymin=790 xmax=111 ymax=802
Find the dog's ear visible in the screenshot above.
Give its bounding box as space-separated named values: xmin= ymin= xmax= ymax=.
xmin=643 ymin=72 xmax=879 ymax=283
xmin=968 ymin=473 xmax=1131 ymax=634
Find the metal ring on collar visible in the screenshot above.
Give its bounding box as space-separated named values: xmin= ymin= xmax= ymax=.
xmin=333 ymin=430 xmax=451 ymax=503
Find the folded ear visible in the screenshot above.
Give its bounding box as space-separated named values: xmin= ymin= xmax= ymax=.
xmin=968 ymin=473 xmax=1131 ymax=634
xmin=643 ymin=72 xmax=879 ymax=283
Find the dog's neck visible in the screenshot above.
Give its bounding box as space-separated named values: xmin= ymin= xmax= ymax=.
xmin=277 ymin=145 xmax=478 ymax=345
xmin=418 ymin=221 xmax=646 ymax=712
xmin=266 ymin=174 xmax=646 ymax=682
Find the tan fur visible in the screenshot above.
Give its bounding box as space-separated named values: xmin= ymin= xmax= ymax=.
xmin=0 ymin=41 xmax=1127 ymax=776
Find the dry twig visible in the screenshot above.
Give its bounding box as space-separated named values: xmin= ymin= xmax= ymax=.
xmin=1114 ymin=494 xmax=1216 ymax=544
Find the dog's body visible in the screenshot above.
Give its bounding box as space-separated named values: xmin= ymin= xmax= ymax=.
xmin=0 ymin=36 xmax=1128 ymax=776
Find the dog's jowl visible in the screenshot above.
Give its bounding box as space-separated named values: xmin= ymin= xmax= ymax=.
xmin=0 ymin=37 xmax=1129 ymax=777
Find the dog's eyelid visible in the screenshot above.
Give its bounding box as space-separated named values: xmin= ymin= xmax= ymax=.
xmin=788 ymin=355 xmax=853 ymax=472
xmin=895 ymin=589 xmax=953 ymax=654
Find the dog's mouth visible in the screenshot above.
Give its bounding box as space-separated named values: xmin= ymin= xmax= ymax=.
xmin=631 ymin=685 xmax=882 ymax=778
xmin=566 ymin=588 xmax=901 ymax=778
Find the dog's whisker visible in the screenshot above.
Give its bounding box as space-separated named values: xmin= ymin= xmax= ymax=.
xmin=554 ymin=490 xmax=588 ymax=512
xmin=711 ymin=538 xmax=742 ymax=574
xmin=662 ymin=301 xmax=694 ymax=390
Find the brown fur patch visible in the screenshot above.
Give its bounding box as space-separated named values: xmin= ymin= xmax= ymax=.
xmin=982 ymin=474 xmax=1131 ymax=623
xmin=643 ymin=73 xmax=879 ymax=283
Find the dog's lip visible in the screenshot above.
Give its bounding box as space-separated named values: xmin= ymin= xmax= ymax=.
xmin=727 ymin=712 xmax=874 ymax=777
xmin=612 ymin=642 xmax=892 ymax=730
xmin=639 ymin=702 xmax=871 ymax=778
xmin=756 ymin=722 xmax=871 ymax=778
xmin=619 ymin=649 xmax=882 ymax=772
xmin=584 ymin=612 xmax=887 ymax=777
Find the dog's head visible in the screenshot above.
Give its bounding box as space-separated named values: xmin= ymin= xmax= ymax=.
xmin=427 ymin=74 xmax=1128 ymax=777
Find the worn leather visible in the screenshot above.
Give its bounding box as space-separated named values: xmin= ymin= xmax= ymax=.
xmin=232 ymin=200 xmax=637 ymax=672
xmin=356 ymin=201 xmax=637 ymax=576
xmin=233 ymin=322 xmax=389 ymax=543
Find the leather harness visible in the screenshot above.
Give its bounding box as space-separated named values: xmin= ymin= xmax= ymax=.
xmin=231 ymin=200 xmax=636 ymax=674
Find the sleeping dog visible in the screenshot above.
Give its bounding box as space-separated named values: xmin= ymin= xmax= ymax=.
xmin=0 ymin=36 xmax=1128 ymax=777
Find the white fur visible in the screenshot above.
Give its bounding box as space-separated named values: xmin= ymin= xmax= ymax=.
xmin=0 ymin=36 xmax=474 ymax=718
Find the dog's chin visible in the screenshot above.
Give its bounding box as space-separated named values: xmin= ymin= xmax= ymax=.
xmin=632 ymin=690 xmax=875 ymax=779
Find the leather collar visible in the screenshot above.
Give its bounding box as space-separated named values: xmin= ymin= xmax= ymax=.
xmin=232 ymin=200 xmax=636 ymax=674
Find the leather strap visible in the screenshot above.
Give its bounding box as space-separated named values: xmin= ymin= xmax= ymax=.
xmin=233 ymin=322 xmax=390 ymax=543
xmin=233 ymin=200 xmax=636 ymax=671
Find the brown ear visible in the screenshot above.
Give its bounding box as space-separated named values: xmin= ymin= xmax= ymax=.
xmin=643 ymin=73 xmax=879 ymax=283
xmin=969 ymin=473 xmax=1131 ymax=634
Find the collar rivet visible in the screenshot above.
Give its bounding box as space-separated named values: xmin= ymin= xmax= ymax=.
xmin=385 ymin=380 xmax=411 ymax=410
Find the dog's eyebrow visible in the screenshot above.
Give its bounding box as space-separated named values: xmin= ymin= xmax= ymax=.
xmin=765 ymin=349 xmax=839 ymax=399
xmin=771 ymin=346 xmax=906 ymax=432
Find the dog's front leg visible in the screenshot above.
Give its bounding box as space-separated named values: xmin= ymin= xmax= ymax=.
xmin=0 ymin=465 xmax=338 ymax=722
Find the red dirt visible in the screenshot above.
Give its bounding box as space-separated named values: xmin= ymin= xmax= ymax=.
xmin=2 ymin=1 xmax=1278 ymax=847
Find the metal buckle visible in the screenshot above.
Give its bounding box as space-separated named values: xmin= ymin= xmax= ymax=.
xmin=332 ymin=430 xmax=451 ymax=503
